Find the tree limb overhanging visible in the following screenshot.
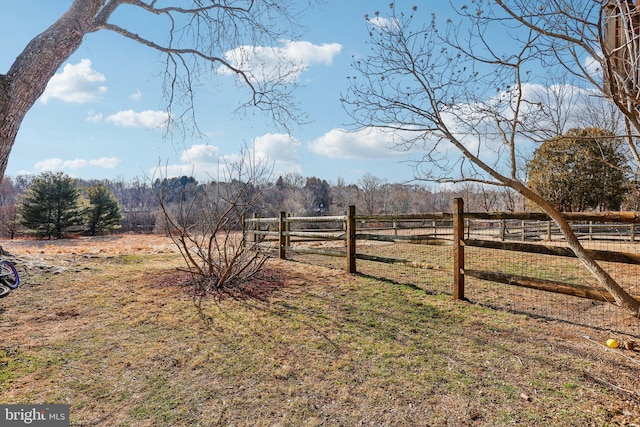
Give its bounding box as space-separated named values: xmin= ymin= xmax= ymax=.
xmin=0 ymin=0 xmax=308 ymax=180
xmin=343 ymin=3 xmax=640 ymax=318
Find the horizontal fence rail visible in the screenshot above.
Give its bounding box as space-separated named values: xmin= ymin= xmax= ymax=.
xmin=244 ymin=200 xmax=640 ymax=334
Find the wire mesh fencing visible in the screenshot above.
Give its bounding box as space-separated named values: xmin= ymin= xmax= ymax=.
xmin=350 ymin=216 xmax=453 ymax=296
xmin=463 ymin=218 xmax=640 ymax=336
xmin=244 ymin=203 xmax=640 ymax=337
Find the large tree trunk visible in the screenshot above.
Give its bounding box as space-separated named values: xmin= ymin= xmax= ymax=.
xmin=0 ymin=0 xmax=103 ymax=179
xmin=511 ymin=180 xmax=640 ymax=317
xmin=437 ymin=127 xmax=640 ymax=317
xmin=436 ymin=127 xmax=640 ymax=317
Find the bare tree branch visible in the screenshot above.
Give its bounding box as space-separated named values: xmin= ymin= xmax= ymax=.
xmin=343 ymin=3 xmax=640 ymax=318
xmin=154 ymin=146 xmax=272 ymax=295
xmin=0 ymin=0 xmax=311 ymax=181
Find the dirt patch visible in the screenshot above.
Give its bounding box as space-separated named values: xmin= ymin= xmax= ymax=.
xmin=149 ymin=267 xmax=289 ymax=302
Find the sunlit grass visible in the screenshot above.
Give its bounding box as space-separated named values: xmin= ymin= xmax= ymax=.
xmin=0 ymin=235 xmax=637 ymax=426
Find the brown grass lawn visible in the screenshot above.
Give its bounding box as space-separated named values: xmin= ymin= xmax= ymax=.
xmin=1 ymin=234 xmax=640 ymax=426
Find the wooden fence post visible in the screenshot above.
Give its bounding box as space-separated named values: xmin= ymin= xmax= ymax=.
xmin=286 ymin=212 xmax=291 ymax=247
xmin=279 ymin=211 xmax=286 ymax=259
xmin=252 ymin=213 xmax=259 ymax=243
xmin=241 ymin=214 xmax=246 ymax=247
xmin=346 ymin=205 xmax=356 ymax=274
xmin=453 ymin=198 xmax=465 ymax=300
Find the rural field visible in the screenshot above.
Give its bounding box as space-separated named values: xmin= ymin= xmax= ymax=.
xmin=1 ymin=234 xmax=640 ymax=426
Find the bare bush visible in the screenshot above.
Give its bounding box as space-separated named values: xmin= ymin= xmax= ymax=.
xmin=155 ymin=148 xmax=271 ymax=295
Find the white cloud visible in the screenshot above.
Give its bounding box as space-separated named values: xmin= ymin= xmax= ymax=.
xmin=90 ymin=157 xmax=121 ymax=169
xmin=34 ymin=158 xmax=65 ymax=171
xmin=129 ymin=90 xmax=142 ymax=100
xmin=105 ymin=110 xmax=169 ymax=128
xmin=312 ymin=83 xmax=605 ymax=170
xmin=34 ymin=156 xmax=120 ymax=172
xmin=154 ymin=144 xmax=224 ymax=180
xmin=254 ymin=133 xmax=299 ymax=160
xmin=584 ymin=54 xmax=602 ymax=79
xmin=309 ymin=127 xmax=409 ymax=160
xmin=410 ymin=82 xmax=609 ymax=167
xmin=155 ymin=136 xmax=302 ymax=181
xmin=253 ymin=133 xmax=301 ymax=175
xmin=155 ymin=164 xmax=196 ymax=179
xmin=179 ymin=144 xmax=221 ymax=165
xmin=476 ymin=82 xmax=600 ymax=143
xmin=284 ymin=40 xmax=342 ymax=65
xmin=367 ymin=16 xmax=397 ymax=30
xmin=218 ymin=40 xmax=342 ymax=82
xmin=86 ymin=111 xmax=103 ymax=122
xmin=40 ymin=59 xmax=107 ymax=104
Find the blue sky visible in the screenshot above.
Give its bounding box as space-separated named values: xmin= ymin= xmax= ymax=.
xmin=2 ymin=2 xmax=608 ymax=188
xmin=1 ymin=1 xmax=460 ymax=185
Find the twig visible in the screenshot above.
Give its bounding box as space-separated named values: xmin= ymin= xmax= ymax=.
xmin=584 ymin=373 xmax=640 ymax=402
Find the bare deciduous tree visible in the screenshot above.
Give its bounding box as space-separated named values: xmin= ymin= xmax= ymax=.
xmin=0 ymin=0 xmax=311 ymax=180
xmin=490 ymin=0 xmax=640 ymax=170
xmin=358 ymin=172 xmax=388 ymax=214
xmin=343 ymin=3 xmax=640 ymax=317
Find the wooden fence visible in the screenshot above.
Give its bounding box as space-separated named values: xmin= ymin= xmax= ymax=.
xmin=244 ymin=199 xmax=640 ymax=317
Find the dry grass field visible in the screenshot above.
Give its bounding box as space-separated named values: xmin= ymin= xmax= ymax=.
xmin=1 ymin=234 xmax=640 ymax=426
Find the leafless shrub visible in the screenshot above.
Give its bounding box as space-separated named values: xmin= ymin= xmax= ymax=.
xmin=155 ymin=147 xmax=271 ymax=295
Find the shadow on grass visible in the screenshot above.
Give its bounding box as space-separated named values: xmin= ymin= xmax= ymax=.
xmin=356 ymin=269 xmax=640 ymax=339
xmin=354 ymin=271 xmax=444 ymax=295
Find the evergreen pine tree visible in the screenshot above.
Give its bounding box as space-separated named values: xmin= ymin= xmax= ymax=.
xmin=19 ymin=172 xmax=84 ymax=239
xmin=86 ymin=183 xmax=122 ymax=235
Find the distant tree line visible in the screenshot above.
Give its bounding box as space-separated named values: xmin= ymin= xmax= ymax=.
xmin=0 ymin=171 xmax=521 ymax=239
xmin=1 ymin=127 xmax=637 ymax=239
